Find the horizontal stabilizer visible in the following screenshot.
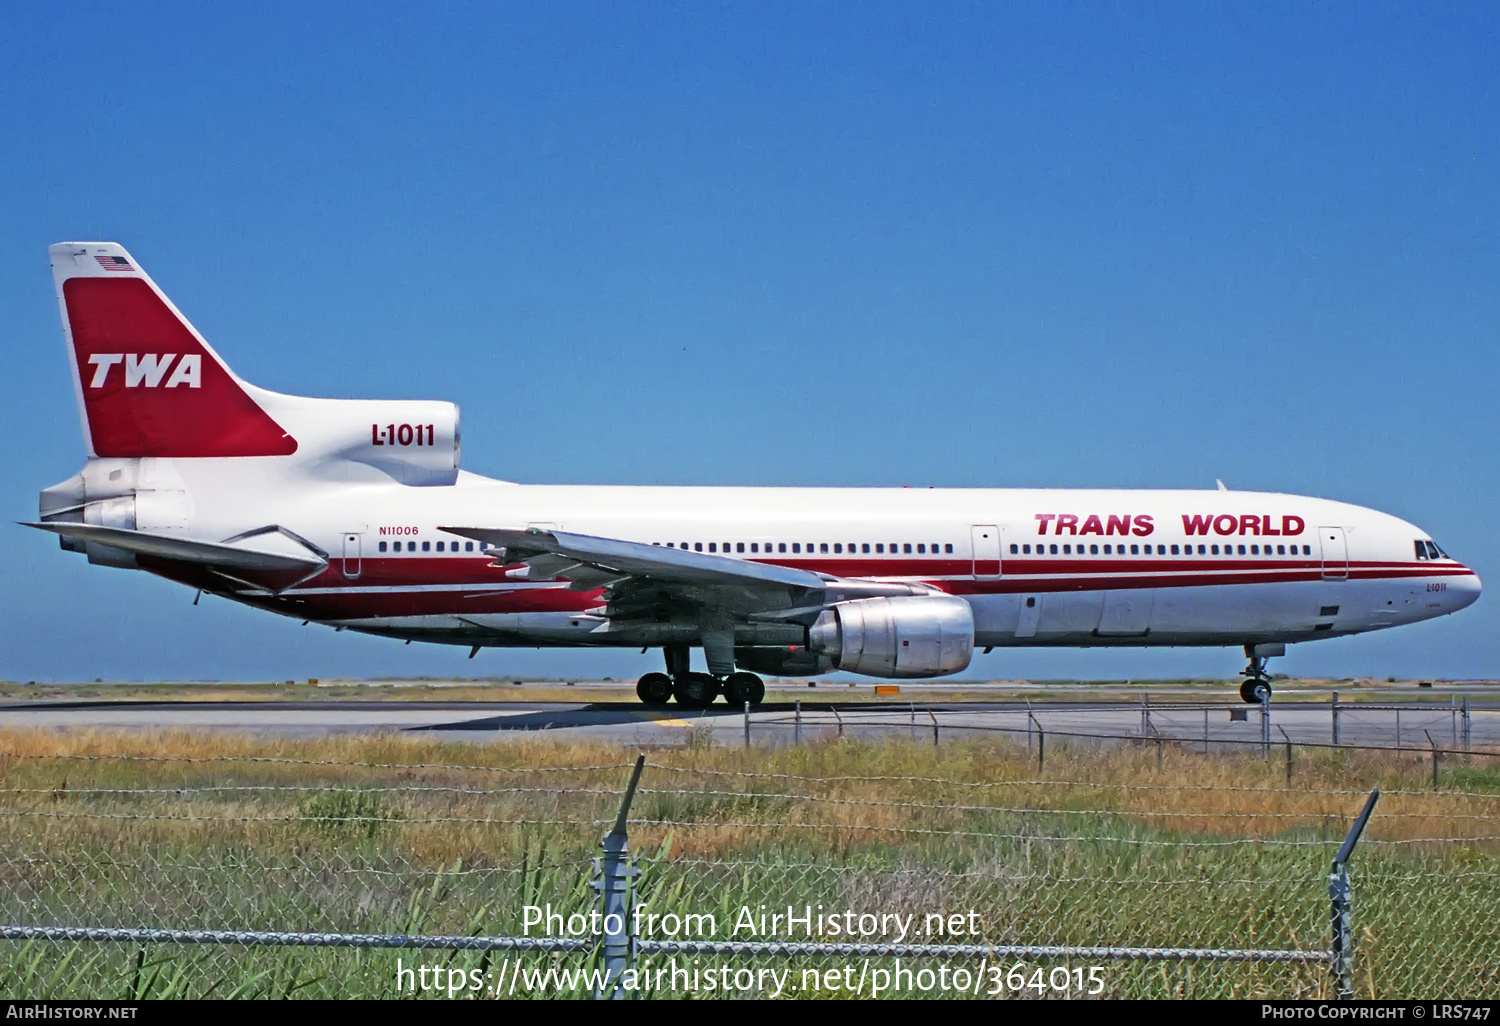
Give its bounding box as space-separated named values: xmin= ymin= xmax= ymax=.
xmin=21 ymin=522 xmax=327 ymax=573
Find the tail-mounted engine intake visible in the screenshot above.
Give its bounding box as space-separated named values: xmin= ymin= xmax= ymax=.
xmin=807 ymin=595 xmax=974 ymax=679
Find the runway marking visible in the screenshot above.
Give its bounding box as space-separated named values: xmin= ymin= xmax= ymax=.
xmin=652 ymin=717 xmax=692 ymax=727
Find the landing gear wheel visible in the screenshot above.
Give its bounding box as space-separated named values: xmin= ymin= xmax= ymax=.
xmin=1240 ymin=678 xmax=1271 ymax=704
xmin=672 ymin=672 xmax=720 ymax=709
xmin=722 ymin=672 xmax=766 ymax=707
xmin=636 ymin=672 xmax=672 ymax=705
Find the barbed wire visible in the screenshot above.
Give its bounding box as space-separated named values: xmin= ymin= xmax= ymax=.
xmin=0 ymin=750 xmax=635 ymax=775
xmin=1 ymin=784 xmax=1491 ymax=821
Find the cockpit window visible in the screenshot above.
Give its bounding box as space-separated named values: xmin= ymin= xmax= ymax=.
xmin=1416 ymin=540 xmax=1448 ymax=560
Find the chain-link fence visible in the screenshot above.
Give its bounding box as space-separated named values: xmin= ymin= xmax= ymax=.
xmin=0 ymin=724 xmax=1495 ymax=999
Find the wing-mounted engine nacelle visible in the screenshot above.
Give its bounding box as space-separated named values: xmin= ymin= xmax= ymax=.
xmin=807 ymin=595 xmax=974 ymax=679
xmin=733 ymin=646 xmax=835 ymax=677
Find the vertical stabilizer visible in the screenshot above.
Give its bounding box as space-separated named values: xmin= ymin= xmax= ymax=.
xmin=49 ymin=242 xmax=298 ymax=458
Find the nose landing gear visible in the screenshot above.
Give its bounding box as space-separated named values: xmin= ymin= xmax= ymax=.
xmin=1239 ymin=643 xmax=1282 ymax=703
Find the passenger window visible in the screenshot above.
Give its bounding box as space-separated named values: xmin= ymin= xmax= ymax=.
xmin=1050 ymin=544 xmax=1058 ymax=555
xmin=876 ymin=544 xmax=884 ymax=553
xmin=1304 ymin=545 xmax=1312 ymax=556
xmin=1252 ymin=545 xmax=1260 ymax=555
xmin=1277 ymin=544 xmax=1285 ymax=555
xmin=1103 ymin=544 xmax=1111 ymax=554
xmin=466 ymin=542 xmax=474 ymax=552
xmin=904 ymin=544 xmax=912 ymax=554
xmin=1088 ymin=544 xmax=1097 ymax=554
xmin=1010 ymin=544 xmax=1019 ymax=554
xmin=1237 ymin=545 xmax=1246 ymax=555
xmin=945 ymin=543 xmax=954 ymax=553
xmin=862 ymin=543 xmax=871 ymax=553
xmin=708 ymin=543 xmax=717 ymax=553
xmin=438 ymin=541 xmax=447 ymax=552
xmin=792 ymin=543 xmax=800 ymax=554
xmin=1130 ymin=544 xmax=1139 ymax=555
xmin=737 ymin=542 xmax=745 ymax=553
xmin=1210 ymin=544 xmax=1218 ymax=555
xmin=820 ymin=543 xmax=829 ymax=554
xmin=779 ymin=543 xmax=787 ymax=553
xmin=694 ymin=543 xmax=703 ymax=552
xmin=422 ymin=541 xmax=430 ymax=552
xmin=918 ymin=544 xmax=926 ymax=554
xmin=378 ymin=541 xmax=387 ymax=552
xmin=834 ymin=543 xmax=842 ymax=554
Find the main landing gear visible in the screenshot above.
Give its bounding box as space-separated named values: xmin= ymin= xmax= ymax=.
xmin=634 ymin=644 xmax=766 ymax=708
xmin=1239 ymin=643 xmax=1282 ymax=704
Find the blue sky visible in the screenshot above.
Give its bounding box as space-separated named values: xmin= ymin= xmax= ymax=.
xmin=2 ymin=3 xmax=1496 ymax=682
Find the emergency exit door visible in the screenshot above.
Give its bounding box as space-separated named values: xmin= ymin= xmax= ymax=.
xmin=342 ymin=533 xmax=362 ymax=579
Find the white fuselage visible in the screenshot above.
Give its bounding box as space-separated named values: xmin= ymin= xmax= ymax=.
xmin=109 ymin=459 xmax=1479 ymax=655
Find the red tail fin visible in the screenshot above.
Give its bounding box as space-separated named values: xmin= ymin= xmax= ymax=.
xmin=51 ymin=243 xmax=297 ymax=458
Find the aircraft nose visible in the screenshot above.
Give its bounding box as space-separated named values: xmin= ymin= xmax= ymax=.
xmin=1454 ymin=566 xmax=1482 ymax=610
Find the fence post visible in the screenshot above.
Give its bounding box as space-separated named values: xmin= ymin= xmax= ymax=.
xmin=1278 ymin=726 xmax=1293 ymax=786
xmin=1260 ymin=689 xmax=1270 ymax=759
xmin=795 ymin=699 xmax=801 ymax=745
xmin=743 ymin=701 xmax=750 ymax=749
xmin=1037 ymin=726 xmax=1044 ymax=772
xmin=1203 ymin=706 xmax=1210 ymax=755
xmin=1026 ymin=700 xmax=1034 ymax=755
xmin=909 ymin=701 xmax=916 ymax=741
xmin=1331 ymin=691 xmax=1339 ymax=746
xmin=1425 ymin=730 xmax=1439 ymax=791
xmin=593 ymin=755 xmax=645 ymax=1000
xmin=928 ymin=711 xmax=939 ymax=748
xmin=1463 ymin=697 xmax=1471 ymax=752
xmin=1395 ymin=708 xmax=1401 ymax=748
xmin=1329 ymin=788 xmax=1380 ymax=1000
xmin=833 ymin=707 xmax=843 ymax=737
xmin=1141 ymin=693 xmax=1149 ymax=735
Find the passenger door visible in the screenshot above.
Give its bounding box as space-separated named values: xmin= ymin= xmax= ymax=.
xmin=342 ymin=532 xmax=362 ymax=579
xmin=971 ymin=525 xmax=1001 ymax=578
xmin=1319 ymin=526 xmax=1349 ymax=581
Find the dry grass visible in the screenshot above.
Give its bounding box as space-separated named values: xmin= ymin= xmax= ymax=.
xmin=0 ymin=727 xmax=1495 ymax=861
xmin=1 ymin=728 xmax=1496 ymax=999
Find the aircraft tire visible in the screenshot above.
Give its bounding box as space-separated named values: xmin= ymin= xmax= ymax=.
xmin=672 ymin=672 xmax=720 ymax=709
xmin=723 ymin=672 xmax=766 ymax=707
xmin=1239 ymin=678 xmax=1270 ymax=704
xmin=637 ymin=672 xmax=673 ymax=705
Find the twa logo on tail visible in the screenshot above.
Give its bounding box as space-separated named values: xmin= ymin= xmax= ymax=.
xmin=87 ymin=354 xmax=202 ymax=389
xmin=51 ymin=243 xmax=297 ymax=458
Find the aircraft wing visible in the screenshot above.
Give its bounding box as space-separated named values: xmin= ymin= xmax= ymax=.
xmin=440 ymin=526 xmax=934 ymax=620
xmin=22 ymin=522 xmax=328 ymax=574
xmin=442 ymin=527 xmax=825 ymax=590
